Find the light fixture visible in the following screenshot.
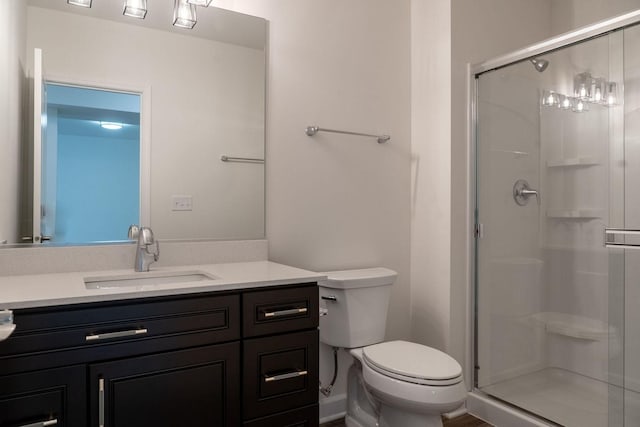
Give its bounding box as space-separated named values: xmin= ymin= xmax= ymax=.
xmin=100 ymin=122 xmax=123 ymax=130
xmin=123 ymin=0 xmax=148 ymax=19
xmin=187 ymin=0 xmax=213 ymax=6
xmin=542 ymin=90 xmax=559 ymax=107
xmin=173 ymin=0 xmax=197 ymax=29
xmin=67 ymin=0 xmax=92 ymax=7
xmin=544 ymin=72 xmax=619 ymax=112
xmin=574 ymin=72 xmax=593 ymax=100
xmin=607 ymin=82 xmax=618 ymax=106
xmin=591 ymin=77 xmax=605 ymax=103
xmin=559 ymin=94 xmax=571 ymax=110
xmin=571 ymin=98 xmax=588 ymax=113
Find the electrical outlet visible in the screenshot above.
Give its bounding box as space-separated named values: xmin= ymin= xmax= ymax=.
xmin=171 ymin=195 xmax=193 ymax=211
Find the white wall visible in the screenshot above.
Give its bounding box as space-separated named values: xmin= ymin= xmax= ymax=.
xmin=551 ymin=0 xmax=640 ymax=35
xmin=213 ymin=0 xmax=413 ymax=417
xmin=26 ymin=6 xmax=265 ymax=241
xmin=410 ymin=0 xmax=452 ymax=352
xmin=0 ymin=0 xmax=26 ymax=244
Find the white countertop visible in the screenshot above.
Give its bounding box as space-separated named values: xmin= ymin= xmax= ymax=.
xmin=0 ymin=261 xmax=325 ymax=309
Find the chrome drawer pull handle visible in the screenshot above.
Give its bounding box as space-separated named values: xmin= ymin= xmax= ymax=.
xmin=263 ymin=307 xmax=307 ymax=318
xmin=99 ymin=378 xmax=105 ymax=427
xmin=86 ymin=328 xmax=148 ymax=341
xmin=18 ymin=419 xmax=58 ymax=427
xmin=264 ymin=370 xmax=308 ymax=382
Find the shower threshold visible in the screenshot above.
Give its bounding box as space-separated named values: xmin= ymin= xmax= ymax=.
xmin=481 ymin=367 xmax=610 ymax=427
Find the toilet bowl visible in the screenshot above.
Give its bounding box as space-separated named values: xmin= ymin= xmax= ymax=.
xmin=319 ymin=268 xmax=467 ymax=427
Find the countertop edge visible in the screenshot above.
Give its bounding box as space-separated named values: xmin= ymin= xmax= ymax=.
xmin=0 ymin=261 xmax=326 ymax=310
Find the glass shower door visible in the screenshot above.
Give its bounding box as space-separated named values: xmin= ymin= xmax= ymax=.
xmin=475 ymin=27 xmax=626 ymax=426
xmin=622 ymin=22 xmax=640 ymax=427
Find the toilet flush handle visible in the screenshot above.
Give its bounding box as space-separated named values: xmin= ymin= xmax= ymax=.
xmin=321 ymin=295 xmax=337 ymax=302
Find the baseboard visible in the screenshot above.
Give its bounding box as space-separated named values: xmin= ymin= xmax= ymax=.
xmin=319 ymin=393 xmax=347 ymax=424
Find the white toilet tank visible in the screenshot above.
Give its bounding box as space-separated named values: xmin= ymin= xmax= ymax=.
xmin=319 ymin=267 xmax=397 ymax=348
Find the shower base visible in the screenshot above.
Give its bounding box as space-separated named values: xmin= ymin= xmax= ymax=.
xmin=481 ymin=367 xmax=609 ymax=427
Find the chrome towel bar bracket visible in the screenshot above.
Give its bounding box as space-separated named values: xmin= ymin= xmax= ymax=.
xmin=305 ymin=125 xmax=390 ymax=144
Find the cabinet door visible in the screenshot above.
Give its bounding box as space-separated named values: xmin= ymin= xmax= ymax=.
xmin=89 ymin=343 xmax=240 ymax=427
xmin=0 ymin=365 xmax=86 ymax=427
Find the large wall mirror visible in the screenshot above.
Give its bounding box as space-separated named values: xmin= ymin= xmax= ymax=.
xmin=0 ymin=0 xmax=266 ymax=246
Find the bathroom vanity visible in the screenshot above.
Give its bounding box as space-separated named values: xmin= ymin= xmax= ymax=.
xmin=0 ymin=261 xmax=321 ymax=427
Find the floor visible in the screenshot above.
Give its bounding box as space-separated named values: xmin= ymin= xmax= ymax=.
xmin=320 ymin=413 xmax=492 ymax=427
xmin=481 ymin=367 xmax=607 ymax=427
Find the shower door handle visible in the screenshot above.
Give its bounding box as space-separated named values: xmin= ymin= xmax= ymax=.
xmin=604 ymin=228 xmax=640 ymax=249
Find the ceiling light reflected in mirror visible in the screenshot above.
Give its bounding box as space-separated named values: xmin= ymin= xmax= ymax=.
xmin=100 ymin=122 xmax=124 ymax=130
xmin=187 ymin=0 xmax=213 ymax=6
xmin=173 ymin=0 xmax=197 ymax=29
xmin=123 ymin=0 xmax=147 ymax=19
xmin=67 ymin=0 xmax=92 ymax=7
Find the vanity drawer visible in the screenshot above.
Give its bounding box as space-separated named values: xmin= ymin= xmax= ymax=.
xmin=243 ymin=284 xmax=318 ymax=337
xmin=243 ymin=329 xmax=319 ymax=420
xmin=0 ymin=293 xmax=240 ymax=359
xmin=243 ymin=404 xmax=319 ymax=427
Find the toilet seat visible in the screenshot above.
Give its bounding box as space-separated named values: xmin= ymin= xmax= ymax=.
xmin=363 ymin=340 xmax=463 ymax=386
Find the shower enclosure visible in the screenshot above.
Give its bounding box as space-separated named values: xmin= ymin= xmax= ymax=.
xmin=472 ymin=11 xmax=640 ymax=427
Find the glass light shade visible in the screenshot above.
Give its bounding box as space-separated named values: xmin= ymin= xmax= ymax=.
xmin=67 ymin=0 xmax=92 ymax=7
xmin=574 ymin=72 xmax=592 ymax=100
xmin=607 ymin=82 xmax=618 ymax=106
xmin=590 ymin=77 xmax=606 ymax=103
xmin=173 ymin=0 xmax=197 ymax=29
xmin=542 ymin=90 xmax=559 ymax=107
xmin=123 ymin=0 xmax=147 ymax=18
xmin=571 ymin=97 xmax=589 ymax=113
xmin=187 ymin=0 xmax=213 ymax=6
xmin=559 ymin=94 xmax=571 ymax=110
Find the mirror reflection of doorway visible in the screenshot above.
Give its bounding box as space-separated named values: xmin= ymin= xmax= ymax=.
xmin=44 ymin=84 xmax=140 ymax=244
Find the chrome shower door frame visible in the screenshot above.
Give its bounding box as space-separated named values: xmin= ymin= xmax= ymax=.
xmin=467 ymin=8 xmax=640 ymax=425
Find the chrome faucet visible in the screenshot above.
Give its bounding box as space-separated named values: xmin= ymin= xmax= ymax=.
xmin=128 ymin=225 xmax=159 ymax=272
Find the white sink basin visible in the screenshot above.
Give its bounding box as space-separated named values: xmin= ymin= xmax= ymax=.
xmin=84 ymin=270 xmax=218 ymax=289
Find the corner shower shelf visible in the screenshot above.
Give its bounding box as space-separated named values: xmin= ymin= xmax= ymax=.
xmin=546 ymin=209 xmax=604 ymax=219
xmin=528 ymin=312 xmax=610 ymax=341
xmin=546 ymin=157 xmax=599 ymax=168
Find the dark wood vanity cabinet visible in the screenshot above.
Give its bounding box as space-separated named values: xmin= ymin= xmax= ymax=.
xmin=0 ymin=282 xmax=319 ymax=427
xmin=242 ymin=286 xmax=319 ymax=424
xmin=0 ymin=365 xmax=86 ymax=427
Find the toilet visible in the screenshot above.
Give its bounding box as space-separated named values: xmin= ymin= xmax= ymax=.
xmin=319 ymin=267 xmax=466 ymax=427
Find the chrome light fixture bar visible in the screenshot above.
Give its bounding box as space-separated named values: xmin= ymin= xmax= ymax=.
xmin=67 ymin=0 xmax=92 ymax=7
xmin=173 ymin=0 xmax=197 ymax=29
xmin=187 ymin=0 xmax=213 ymax=6
xmin=123 ymin=0 xmax=148 ymax=19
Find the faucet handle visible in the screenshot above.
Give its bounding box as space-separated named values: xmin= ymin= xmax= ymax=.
xmin=152 ymin=240 xmax=160 ymax=261
xmin=128 ymin=225 xmax=140 ymax=240
xmin=139 ymin=227 xmax=155 ymax=245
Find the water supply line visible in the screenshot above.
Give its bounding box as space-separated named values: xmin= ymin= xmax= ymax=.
xmin=320 ymin=346 xmax=339 ymax=397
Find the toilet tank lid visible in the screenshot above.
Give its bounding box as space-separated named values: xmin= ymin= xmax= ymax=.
xmin=319 ymin=267 xmax=397 ymax=289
